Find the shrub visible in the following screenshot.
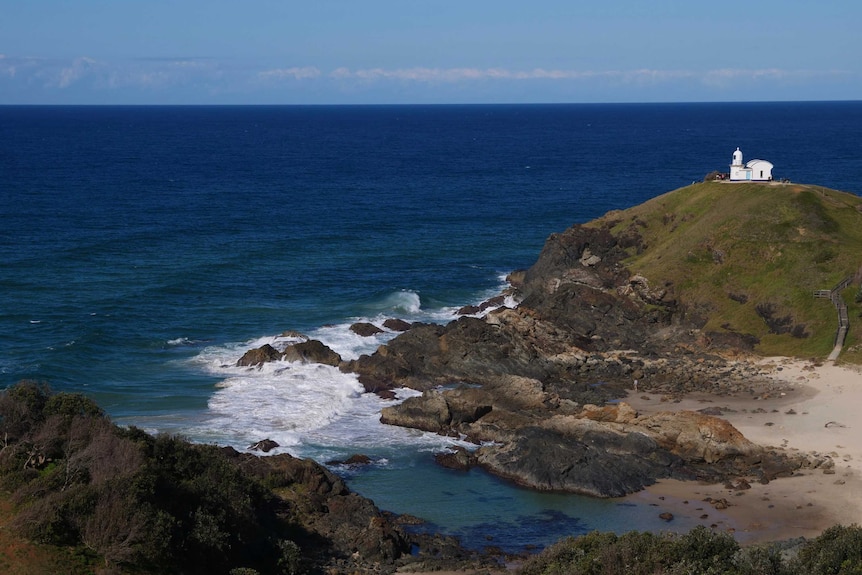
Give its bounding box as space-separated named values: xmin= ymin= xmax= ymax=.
xmin=1 ymin=383 xmax=304 ymax=574
xmin=792 ymin=524 xmax=862 ymax=575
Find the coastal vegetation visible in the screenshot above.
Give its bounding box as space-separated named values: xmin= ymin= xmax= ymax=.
xmin=519 ymin=525 xmax=862 ymax=575
xmin=0 ymin=381 xmax=413 ymax=575
xmin=593 ymin=182 xmax=862 ymax=362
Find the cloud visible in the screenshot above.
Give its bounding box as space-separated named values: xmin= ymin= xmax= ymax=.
xmin=326 ymin=66 xmax=725 ymax=85
xmin=57 ymin=56 xmax=100 ymax=88
xmin=0 ymin=55 xmax=854 ymax=103
xmin=328 ymin=66 xmax=601 ymax=82
xmin=701 ymin=67 xmax=850 ymax=87
xmin=259 ymin=66 xmax=321 ymax=81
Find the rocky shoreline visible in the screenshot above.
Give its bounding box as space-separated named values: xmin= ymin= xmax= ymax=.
xmin=238 ymin=220 xmax=829 ymax=500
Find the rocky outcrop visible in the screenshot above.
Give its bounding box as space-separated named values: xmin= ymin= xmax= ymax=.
xmin=382 ymin=390 xmax=773 ymax=497
xmin=474 ymin=424 xmax=678 ymax=496
xmin=237 ymin=339 xmax=342 ymax=368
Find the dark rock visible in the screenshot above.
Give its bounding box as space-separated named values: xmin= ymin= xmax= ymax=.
xmin=248 ymin=438 xmax=279 ymax=452
xmin=350 ymin=322 xmax=384 ymax=337
xmin=434 ymin=447 xmax=477 ymax=471
xmin=383 ymin=318 xmax=412 ymax=331
xmin=328 ymin=454 xmax=373 ymax=466
xmin=475 ymin=426 xmax=678 ymax=497
xmin=456 ymin=295 xmax=506 ymax=315
xmin=282 ymin=339 xmax=342 ymax=366
xmin=236 ymin=343 xmax=282 ymax=367
xmin=659 ymin=512 xmax=674 ymax=521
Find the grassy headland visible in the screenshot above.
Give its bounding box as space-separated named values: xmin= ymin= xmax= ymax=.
xmin=589 ymin=182 xmax=862 ymax=362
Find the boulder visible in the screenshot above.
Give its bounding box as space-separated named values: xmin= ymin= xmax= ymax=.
xmin=248 ymin=438 xmax=279 ymax=452
xmin=380 ymin=391 xmax=451 ymax=433
xmin=327 ymin=454 xmax=373 ymax=466
xmin=282 ymin=339 xmax=342 ymax=366
xmin=236 ymin=343 xmax=281 ymax=367
xmin=383 ymin=318 xmax=412 ymax=331
xmin=434 ymin=446 xmax=477 ymax=471
xmin=637 ymin=411 xmax=762 ymax=464
xmin=350 ymin=322 xmax=384 ymax=337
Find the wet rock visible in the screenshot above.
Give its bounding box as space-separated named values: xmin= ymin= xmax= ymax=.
xmin=282 ymin=339 xmax=342 ymax=366
xmin=236 ymin=343 xmax=281 ymax=367
xmin=350 ymin=322 xmax=384 ymax=337
xmin=383 ymin=318 xmax=412 ymax=331
xmin=434 ymin=446 xmax=477 ymax=471
xmin=328 ymin=454 xmax=373 ymax=466
xmin=248 ymin=438 xmax=279 ymax=452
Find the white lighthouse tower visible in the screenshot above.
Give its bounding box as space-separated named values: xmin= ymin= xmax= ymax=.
xmin=730 ymin=147 xmax=746 ymax=180
xmin=729 ymin=147 xmax=774 ymax=181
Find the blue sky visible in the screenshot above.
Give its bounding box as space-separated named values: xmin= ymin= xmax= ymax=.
xmin=2 ymin=0 xmax=860 ymax=104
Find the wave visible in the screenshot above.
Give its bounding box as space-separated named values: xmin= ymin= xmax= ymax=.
xmin=180 ymin=283 xmax=513 ymax=459
xmin=376 ymin=289 xmax=422 ymax=315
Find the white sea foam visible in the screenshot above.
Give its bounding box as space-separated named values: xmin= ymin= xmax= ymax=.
xmin=183 ymin=286 xmax=508 ymax=458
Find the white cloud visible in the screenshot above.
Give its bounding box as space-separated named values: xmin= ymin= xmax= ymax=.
xmin=259 ymin=66 xmax=321 ymax=81
xmin=57 ymin=56 xmax=100 ymax=88
xmin=327 ymin=66 xmax=714 ymax=84
xmin=1 ymin=55 xmax=854 ymax=103
xmin=701 ymin=67 xmax=850 ymax=87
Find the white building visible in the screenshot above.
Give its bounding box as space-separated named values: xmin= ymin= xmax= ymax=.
xmin=729 ymin=147 xmax=773 ymax=181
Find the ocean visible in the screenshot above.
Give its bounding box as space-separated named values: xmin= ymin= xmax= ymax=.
xmin=2 ymin=102 xmax=861 ymax=552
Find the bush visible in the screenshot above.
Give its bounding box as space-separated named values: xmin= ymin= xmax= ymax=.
xmin=792 ymin=524 xmax=862 ymax=575
xmin=0 ymin=382 xmax=304 ymax=574
xmin=672 ymin=525 xmax=739 ymax=570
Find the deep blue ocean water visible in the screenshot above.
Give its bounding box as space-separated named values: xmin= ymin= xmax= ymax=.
xmin=2 ymin=102 xmax=861 ymax=552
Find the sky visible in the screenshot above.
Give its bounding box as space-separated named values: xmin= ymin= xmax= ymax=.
xmin=1 ymin=0 xmax=860 ymax=105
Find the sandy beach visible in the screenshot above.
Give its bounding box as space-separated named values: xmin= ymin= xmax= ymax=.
xmin=625 ymin=357 xmax=862 ymax=544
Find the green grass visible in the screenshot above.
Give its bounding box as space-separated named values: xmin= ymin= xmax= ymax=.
xmin=592 ymin=182 xmax=862 ymax=361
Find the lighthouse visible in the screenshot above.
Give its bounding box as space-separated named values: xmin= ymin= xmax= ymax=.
xmin=729 ymin=148 xmax=774 ymax=181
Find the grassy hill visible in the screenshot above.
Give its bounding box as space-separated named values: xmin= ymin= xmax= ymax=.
xmin=589 ymin=182 xmax=862 ymax=363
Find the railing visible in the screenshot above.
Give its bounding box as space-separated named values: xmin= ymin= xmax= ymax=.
xmin=815 ymin=275 xmax=853 ymax=355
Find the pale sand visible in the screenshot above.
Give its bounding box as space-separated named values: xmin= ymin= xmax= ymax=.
xmin=624 ymin=357 xmax=862 ymax=544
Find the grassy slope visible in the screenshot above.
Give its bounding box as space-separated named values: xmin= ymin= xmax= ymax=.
xmin=589 ymin=182 xmax=862 ymax=362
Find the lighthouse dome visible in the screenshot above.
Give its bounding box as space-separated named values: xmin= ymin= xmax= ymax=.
xmin=732 ymin=147 xmax=743 ymax=166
